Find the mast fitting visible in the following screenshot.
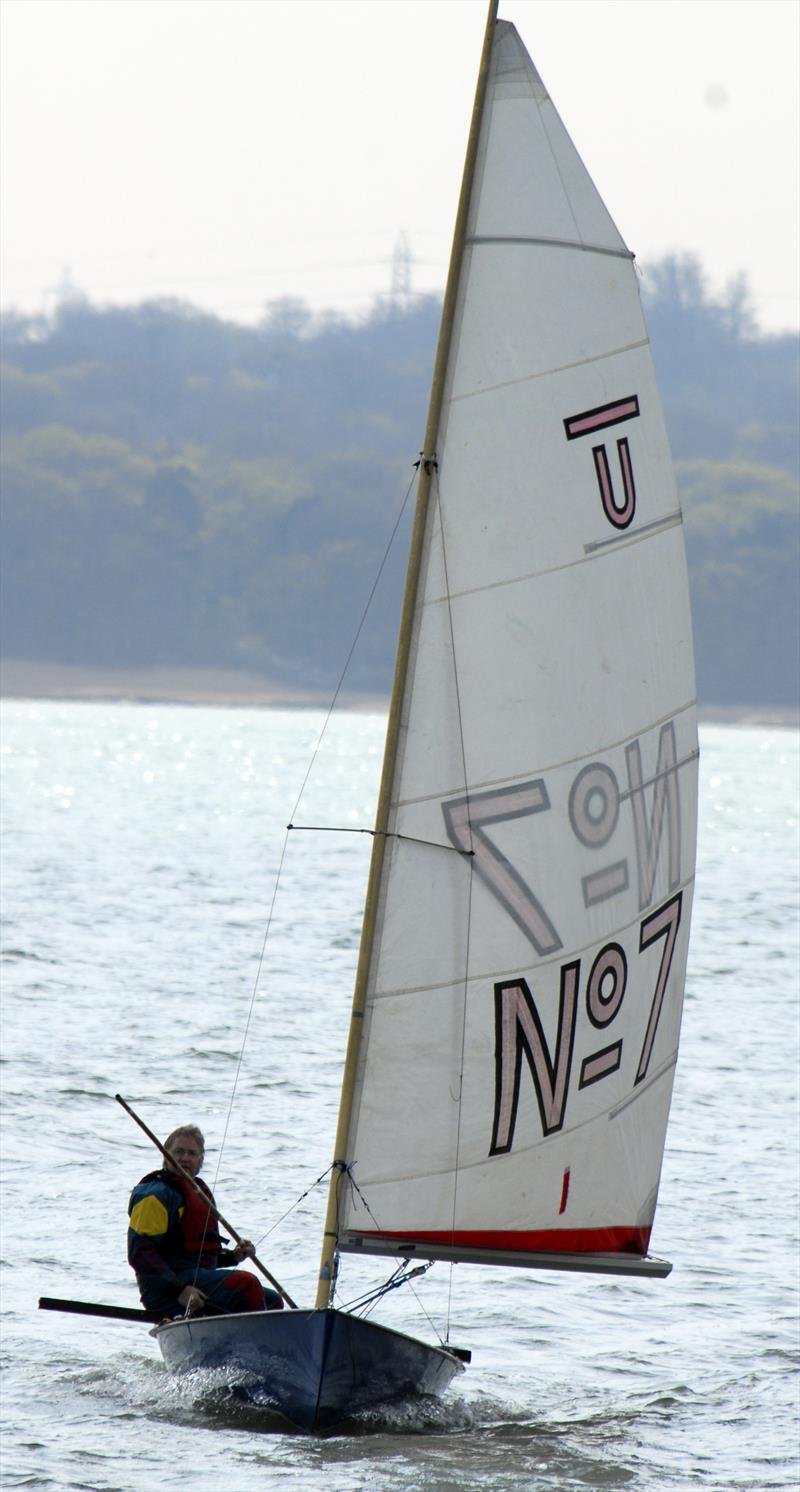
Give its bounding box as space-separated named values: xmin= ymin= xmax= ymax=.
xmin=414 ymin=451 xmax=438 ymax=475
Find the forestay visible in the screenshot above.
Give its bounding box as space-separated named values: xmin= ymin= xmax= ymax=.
xmin=338 ymin=22 xmax=698 ymax=1274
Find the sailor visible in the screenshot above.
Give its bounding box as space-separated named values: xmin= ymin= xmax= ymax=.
xmin=127 ymin=1123 xmax=283 ymax=1317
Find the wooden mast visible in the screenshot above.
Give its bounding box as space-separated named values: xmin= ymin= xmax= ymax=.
xmin=315 ymin=0 xmax=500 ymax=1310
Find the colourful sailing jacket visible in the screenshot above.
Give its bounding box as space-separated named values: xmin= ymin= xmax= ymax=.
xmin=127 ymin=1168 xmax=235 ymax=1293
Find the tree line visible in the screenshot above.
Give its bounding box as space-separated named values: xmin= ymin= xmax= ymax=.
xmin=1 ymin=255 xmax=797 ymax=708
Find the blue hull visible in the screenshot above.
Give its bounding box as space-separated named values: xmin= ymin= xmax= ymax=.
xmin=153 ymin=1308 xmax=464 ymax=1431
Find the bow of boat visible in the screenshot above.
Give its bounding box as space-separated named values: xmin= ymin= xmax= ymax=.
xmin=153 ymin=1307 xmax=464 ymax=1431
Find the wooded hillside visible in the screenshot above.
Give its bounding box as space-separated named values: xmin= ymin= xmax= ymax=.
xmin=1 ymin=255 xmax=797 ymax=709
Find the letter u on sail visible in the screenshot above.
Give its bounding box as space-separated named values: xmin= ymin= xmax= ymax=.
xmin=324 ymin=9 xmax=698 ymax=1285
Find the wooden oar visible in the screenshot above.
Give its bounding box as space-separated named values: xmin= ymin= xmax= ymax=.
xmin=116 ymin=1092 xmax=298 ymax=1310
xmin=40 ymin=1295 xmax=161 ymax=1323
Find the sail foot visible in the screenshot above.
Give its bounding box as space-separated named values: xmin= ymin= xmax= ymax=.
xmin=339 ymin=1231 xmax=672 ymax=1279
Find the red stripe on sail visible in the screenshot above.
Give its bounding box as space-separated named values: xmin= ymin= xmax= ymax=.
xmin=355 ymin=1225 xmax=652 ymax=1255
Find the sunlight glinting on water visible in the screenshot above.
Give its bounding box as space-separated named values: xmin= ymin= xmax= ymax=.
xmin=1 ymin=703 xmax=797 ymax=1490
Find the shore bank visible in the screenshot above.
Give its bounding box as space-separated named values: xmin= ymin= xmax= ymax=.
xmin=0 ymin=661 xmax=388 ymax=713
xmin=1 ymin=660 xmax=796 ymax=727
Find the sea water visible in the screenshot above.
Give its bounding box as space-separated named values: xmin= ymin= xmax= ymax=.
xmin=1 ymin=701 xmax=797 ymax=1492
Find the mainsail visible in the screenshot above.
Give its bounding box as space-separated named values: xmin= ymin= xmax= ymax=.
xmin=320 ymin=15 xmax=698 ymax=1294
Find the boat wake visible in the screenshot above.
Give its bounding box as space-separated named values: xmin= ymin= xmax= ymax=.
xmin=162 ymin=1367 xmax=478 ymax=1437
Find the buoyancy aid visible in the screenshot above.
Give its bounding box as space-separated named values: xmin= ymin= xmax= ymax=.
xmin=169 ymin=1172 xmax=221 ymax=1263
xmin=128 ymin=1168 xmax=223 ymax=1273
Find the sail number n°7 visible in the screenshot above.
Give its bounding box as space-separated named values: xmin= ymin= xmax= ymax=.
xmin=440 ymin=719 xmax=687 ymax=1154
xmin=489 ymin=892 xmax=682 ymax=1153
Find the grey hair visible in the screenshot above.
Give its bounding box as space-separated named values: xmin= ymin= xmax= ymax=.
xmin=163 ymin=1124 xmax=205 ymax=1163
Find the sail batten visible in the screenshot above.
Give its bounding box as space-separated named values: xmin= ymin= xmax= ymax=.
xmin=417 ymin=526 xmax=690 ymax=606
xmin=346 ymin=1048 xmax=680 ymax=1179
xmin=584 ymin=511 xmax=685 ymax=553
xmin=393 ymin=717 xmax=698 ymax=811
xmin=466 ymin=235 xmax=636 ymax=260
xmin=365 ymin=858 xmax=695 ymax=987
xmin=448 ymin=338 xmax=653 ymax=407
xmin=331 ymin=15 xmax=697 ymax=1280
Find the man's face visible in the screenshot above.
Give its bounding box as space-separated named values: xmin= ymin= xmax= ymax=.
xmin=168 ymin=1135 xmax=203 ymax=1178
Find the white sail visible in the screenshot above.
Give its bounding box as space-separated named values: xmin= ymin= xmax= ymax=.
xmin=337 ymin=21 xmax=697 ymax=1273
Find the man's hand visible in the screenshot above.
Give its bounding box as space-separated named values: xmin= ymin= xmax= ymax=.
xmin=177 ymin=1285 xmax=207 ymax=1313
xmin=229 ymin=1238 xmax=255 ymax=1263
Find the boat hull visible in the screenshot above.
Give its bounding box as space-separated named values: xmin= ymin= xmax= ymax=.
xmin=153 ymin=1307 xmax=464 ymax=1431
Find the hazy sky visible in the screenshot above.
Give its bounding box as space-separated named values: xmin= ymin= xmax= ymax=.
xmin=1 ymin=0 xmax=798 ymax=334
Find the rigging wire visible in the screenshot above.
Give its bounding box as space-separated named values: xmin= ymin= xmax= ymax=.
xmin=339 ymin=1260 xmax=434 ymax=1318
xmin=208 ymin=465 xmax=418 ymax=1207
xmin=251 ymin=1165 xmax=335 ymax=1247
xmin=369 ymin=1263 xmax=443 ymax=1339
xmin=189 ymin=457 xmax=465 ymax=1347
xmin=331 ymin=1165 xmax=447 ymax=1343
xmin=301 ymin=463 xmax=476 ymax=1349
xmin=284 ymin=465 xmax=418 ymax=830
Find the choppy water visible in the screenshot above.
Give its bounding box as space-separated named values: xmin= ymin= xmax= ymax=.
xmin=1 ymin=701 xmax=797 ymax=1491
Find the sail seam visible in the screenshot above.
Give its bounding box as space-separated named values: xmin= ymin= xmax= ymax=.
xmin=366 ymin=870 xmax=697 ymax=1003
xmin=418 ymin=515 xmax=686 ymax=609
xmin=349 ymin=1043 xmax=680 ymax=1183
xmin=394 ymin=719 xmax=699 ymax=811
xmin=467 ymin=234 xmax=634 ymax=261
xmin=608 ymin=1052 xmax=679 ymax=1118
xmin=447 ymin=337 xmax=649 ymax=405
xmin=423 ymin=531 xmax=686 ymax=611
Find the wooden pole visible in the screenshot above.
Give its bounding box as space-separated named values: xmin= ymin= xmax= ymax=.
xmin=314 ymin=0 xmax=500 ymax=1310
xmin=116 ymin=1093 xmax=298 ymax=1310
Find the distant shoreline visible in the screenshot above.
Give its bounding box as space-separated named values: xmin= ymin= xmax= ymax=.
xmin=0 ymin=660 xmax=797 ymax=727
xmin=0 ymin=661 xmax=388 ymax=713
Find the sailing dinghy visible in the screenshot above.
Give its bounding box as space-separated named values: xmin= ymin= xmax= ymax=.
xmin=152 ymin=2 xmax=700 ymax=1429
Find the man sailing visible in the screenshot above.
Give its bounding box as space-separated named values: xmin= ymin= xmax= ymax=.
xmin=128 ymin=1124 xmax=283 ymax=1317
